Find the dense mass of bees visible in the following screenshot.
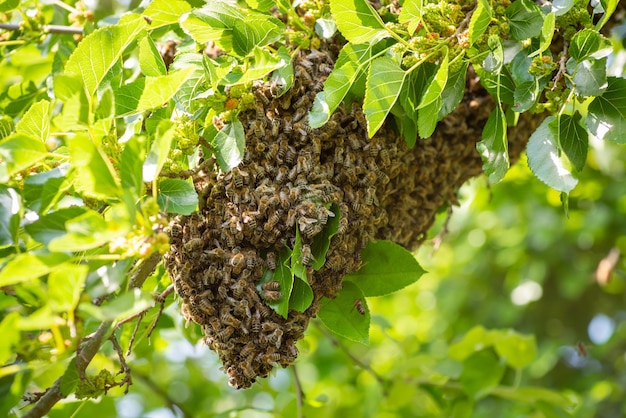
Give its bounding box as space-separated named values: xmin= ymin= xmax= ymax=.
xmin=164 ymin=41 xmax=534 ymax=388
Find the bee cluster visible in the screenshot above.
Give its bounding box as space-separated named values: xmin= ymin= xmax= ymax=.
xmin=165 ymin=43 xmax=531 ymax=388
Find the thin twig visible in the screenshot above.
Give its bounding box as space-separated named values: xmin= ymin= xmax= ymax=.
xmin=315 ymin=323 xmax=388 ymax=394
xmin=125 ymin=312 xmax=145 ymax=357
xmin=0 ymin=23 xmax=83 ymax=35
xmin=552 ymin=41 xmax=569 ymax=91
xmin=431 ymin=205 xmax=453 ymax=253
xmin=109 ymin=334 xmax=132 ymax=394
xmin=291 ymin=366 xmax=305 ymax=418
xmin=128 ymin=251 xmax=162 ymax=289
xmin=24 ymin=321 xmax=114 ymax=418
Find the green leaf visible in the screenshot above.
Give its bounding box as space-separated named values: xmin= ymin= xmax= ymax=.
xmin=0 ymin=312 xmax=20 ymax=366
xmin=245 ymin=0 xmax=275 ymax=12
xmin=527 ymin=116 xmax=578 ymax=192
xmin=95 ymin=87 xmax=115 ymax=121
xmin=505 ymin=0 xmax=544 ymax=41
xmin=315 ymin=17 xmax=338 ymax=39
xmin=0 ymin=133 xmax=47 ymax=179
xmin=0 ymin=0 xmax=19 ymax=12
xmin=120 ymin=136 xmax=146 ymax=196
xmin=344 ymin=240 xmax=425 ymax=297
xmin=310 ymin=43 xmax=372 ymax=128
xmin=48 ymin=264 xmax=88 ymax=313
xmin=552 ymin=113 xmax=588 ymax=172
xmin=418 ymin=50 xmax=449 ymax=109
xmin=223 ymin=47 xmax=282 ymax=85
xmin=15 ymin=100 xmax=51 ymax=141
xmin=80 ymin=289 xmax=155 ymax=322
xmin=513 ymin=80 xmax=541 ymax=112
xmin=482 ymin=37 xmax=504 ymax=74
xmin=67 ymin=133 xmax=121 ymax=200
xmin=329 ymin=0 xmax=389 ymax=44
xmin=530 ymin=12 xmax=555 ymax=57
xmin=586 ymin=77 xmax=626 ymax=144
xmin=64 ymin=19 xmax=147 ymax=98
xmin=138 ymin=35 xmax=167 ymax=77
xmin=492 ymin=330 xmax=537 ymax=369
xmin=24 ymin=207 xmax=87 ymax=245
xmin=438 ymin=62 xmax=468 ymax=120
xmin=289 ymin=276 xmax=314 ymax=312
xmin=231 ymin=10 xmax=284 ymax=57
xmin=180 ymin=10 xmax=232 ymax=47
xmin=59 ymin=358 xmax=79 ymax=396
xmin=212 ymin=118 xmax=245 ymax=172
xmin=568 ymin=58 xmax=607 ymax=97
xmin=0 ymin=253 xmax=70 ymax=286
xmin=260 ymin=248 xmax=294 ymax=319
xmin=114 ymin=67 xmax=194 ymax=116
xmin=291 ymin=228 xmax=308 ymax=282
xmin=551 ymin=0 xmax=574 ymax=16
xmin=460 ymin=350 xmax=506 ymax=400
xmin=363 ymin=57 xmax=407 ymax=137
xmin=595 ymin=0 xmax=619 ymax=29
xmin=157 ymin=179 xmax=198 ymax=215
xmin=48 ymin=208 xmax=128 ymax=252
xmin=569 ymin=29 xmax=612 ymax=62
xmin=143 ymin=0 xmax=192 ymax=29
xmin=311 ymin=203 xmax=341 ymax=270
xmin=476 ymin=107 xmax=509 ymax=183
xmin=468 ymin=0 xmax=491 ymax=46
xmin=0 ymin=186 xmax=20 ymax=248
xmin=270 ymin=46 xmax=294 ymax=98
xmin=318 ymin=281 xmax=370 ymax=344
xmin=492 ymin=386 xmax=576 ymax=409
xmin=398 ymin=0 xmax=424 ymax=35
xmin=143 ymin=120 xmax=174 ymax=182
xmin=0 ymin=116 xmax=14 ymax=140
xmin=448 ymin=326 xmax=494 ymax=361
xmin=417 ymin=98 xmax=441 ymax=139
xmin=478 ymin=66 xmax=516 ymax=105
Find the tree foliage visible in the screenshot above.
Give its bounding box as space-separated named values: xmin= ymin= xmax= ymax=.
xmin=0 ymin=0 xmax=625 ymax=416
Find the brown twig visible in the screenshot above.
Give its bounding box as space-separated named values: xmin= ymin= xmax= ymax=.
xmin=291 ymin=366 xmax=305 ymax=418
xmin=128 ymin=251 xmax=162 ymax=289
xmin=552 ymin=41 xmax=569 ymax=91
xmin=109 ymin=334 xmax=132 ymax=394
xmin=0 ymin=23 xmax=83 ymax=35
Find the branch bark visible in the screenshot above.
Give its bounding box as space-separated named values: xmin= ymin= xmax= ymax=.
xmin=0 ymin=23 xmax=83 ymax=35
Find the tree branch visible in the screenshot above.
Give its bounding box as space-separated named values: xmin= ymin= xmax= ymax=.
xmin=0 ymin=23 xmax=83 ymax=35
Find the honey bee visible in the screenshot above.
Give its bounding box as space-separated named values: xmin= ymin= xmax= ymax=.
xmin=283 ymin=115 xmax=293 ymax=133
xmin=285 ymin=145 xmax=297 ymax=165
xmin=275 ymin=166 xmax=288 ymax=183
xmin=261 ymin=321 xmax=279 ymax=332
xmin=295 ymin=65 xmax=312 ymax=82
xmin=232 ymin=278 xmax=247 ymax=298
xmin=254 ymin=89 xmax=270 ymax=106
xmin=334 ymin=146 xmax=345 ymax=164
xmin=263 ymin=290 xmax=282 ymax=301
xmin=318 ymin=63 xmax=332 ymax=75
xmin=271 ymin=118 xmax=280 ymax=137
xmin=257 ymin=303 xmax=272 ymax=318
xmin=301 ymin=244 xmax=313 ymax=267
xmin=183 ymin=237 xmax=203 ymax=252
xmin=241 ymin=361 xmax=256 ymax=380
xmin=264 ymin=352 xmax=281 ymax=363
xmin=232 ymin=167 xmax=249 ymax=188
xmin=257 ymin=195 xmax=270 ymax=215
xmin=264 ymin=211 xmax=281 ymax=232
xmin=281 ymin=90 xmax=293 ymax=110
xmin=296 ymin=155 xmax=311 ymax=174
xmin=376 ymin=169 xmax=390 ymax=185
xmin=292 ymin=108 xmax=306 ymax=123
xmin=293 ymin=95 xmax=310 ymax=110
xmin=364 ymin=186 xmax=376 ymax=206
xmin=288 ymin=165 xmax=298 ymax=182
xmin=265 ymin=143 xmax=279 ymax=160
xmin=230 ymin=252 xmax=245 ymax=273
xmin=262 ymin=281 xmax=281 ymax=291
xmin=218 ymin=326 xmax=235 ymax=340
xmin=220 ymin=308 xmax=241 ymax=327
xmin=252 ymin=120 xmax=265 ymax=138
xmin=347 ymin=134 xmax=362 ymax=150
xmin=268 ymin=328 xmax=283 ymax=348
xmin=240 ymin=342 xmax=255 ymax=357
xmin=353 ymin=299 xmax=366 ymax=315
xmin=326 ymin=254 xmax=342 ymax=271
xmin=251 ymin=311 xmax=262 ymax=332
xmin=303 ymin=223 xmax=322 ymax=239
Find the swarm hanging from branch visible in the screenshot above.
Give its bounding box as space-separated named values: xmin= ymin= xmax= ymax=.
xmin=164 ymin=38 xmax=540 ymax=388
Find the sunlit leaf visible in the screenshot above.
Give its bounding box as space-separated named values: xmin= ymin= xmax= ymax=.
xmin=0 ymin=133 xmax=47 ymax=179
xmin=551 ymin=113 xmax=588 ymax=172
xmin=24 ymin=207 xmax=87 ymax=245
xmin=476 ymin=107 xmax=509 ymax=183
xmin=418 ymin=50 xmax=448 ymax=109
xmin=363 ymin=57 xmax=407 ymax=137
xmin=460 ymin=350 xmax=506 ymax=400
xmin=586 ymin=77 xmax=626 ymax=144
xmin=48 ymin=208 xmax=129 ymax=252
xmin=569 ymin=29 xmax=612 ymax=61
xmin=270 ymin=46 xmax=294 ymax=98
xmin=568 ymin=58 xmax=607 ymax=97
xmin=310 ymin=43 xmax=372 ymax=128
xmin=138 ymin=35 xmax=167 ymax=77
xmin=48 ymin=264 xmax=88 ymax=313
xmin=468 ymin=0 xmax=491 ymax=45
xmin=0 ymin=186 xmax=20 ymax=248
xmin=67 ymin=133 xmax=121 ymax=200
xmin=222 ymin=47 xmax=282 ymax=85
xmin=115 ymin=67 xmax=195 ymax=116
xmin=64 ymin=19 xmax=147 ymax=98
xmin=143 ymin=120 xmax=175 ymax=182
xmin=398 ymin=0 xmax=424 ymax=35
xmin=212 ymin=118 xmax=246 ymax=172
xmin=527 ymin=116 xmax=578 ymax=192
xmin=0 ymin=253 xmax=70 ymax=286
xmin=318 ymin=281 xmax=370 ymax=344
xmin=15 ymin=100 xmax=50 ymax=141
xmin=0 ymin=312 xmax=20 ymax=366
xmin=492 ymin=330 xmax=537 ymax=369
xmin=157 ymin=179 xmax=198 ymax=215
xmin=329 ymin=0 xmax=389 ymax=44
xmin=143 ymin=0 xmax=192 ymax=29
xmin=345 ymin=240 xmax=425 ymax=296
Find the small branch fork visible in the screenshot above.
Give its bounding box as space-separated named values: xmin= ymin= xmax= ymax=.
xmin=0 ymin=23 xmax=83 ymax=35
xmin=22 ymin=259 xmax=171 ymax=418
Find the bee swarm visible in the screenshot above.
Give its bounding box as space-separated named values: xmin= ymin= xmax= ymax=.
xmin=165 ymin=45 xmax=533 ymax=389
